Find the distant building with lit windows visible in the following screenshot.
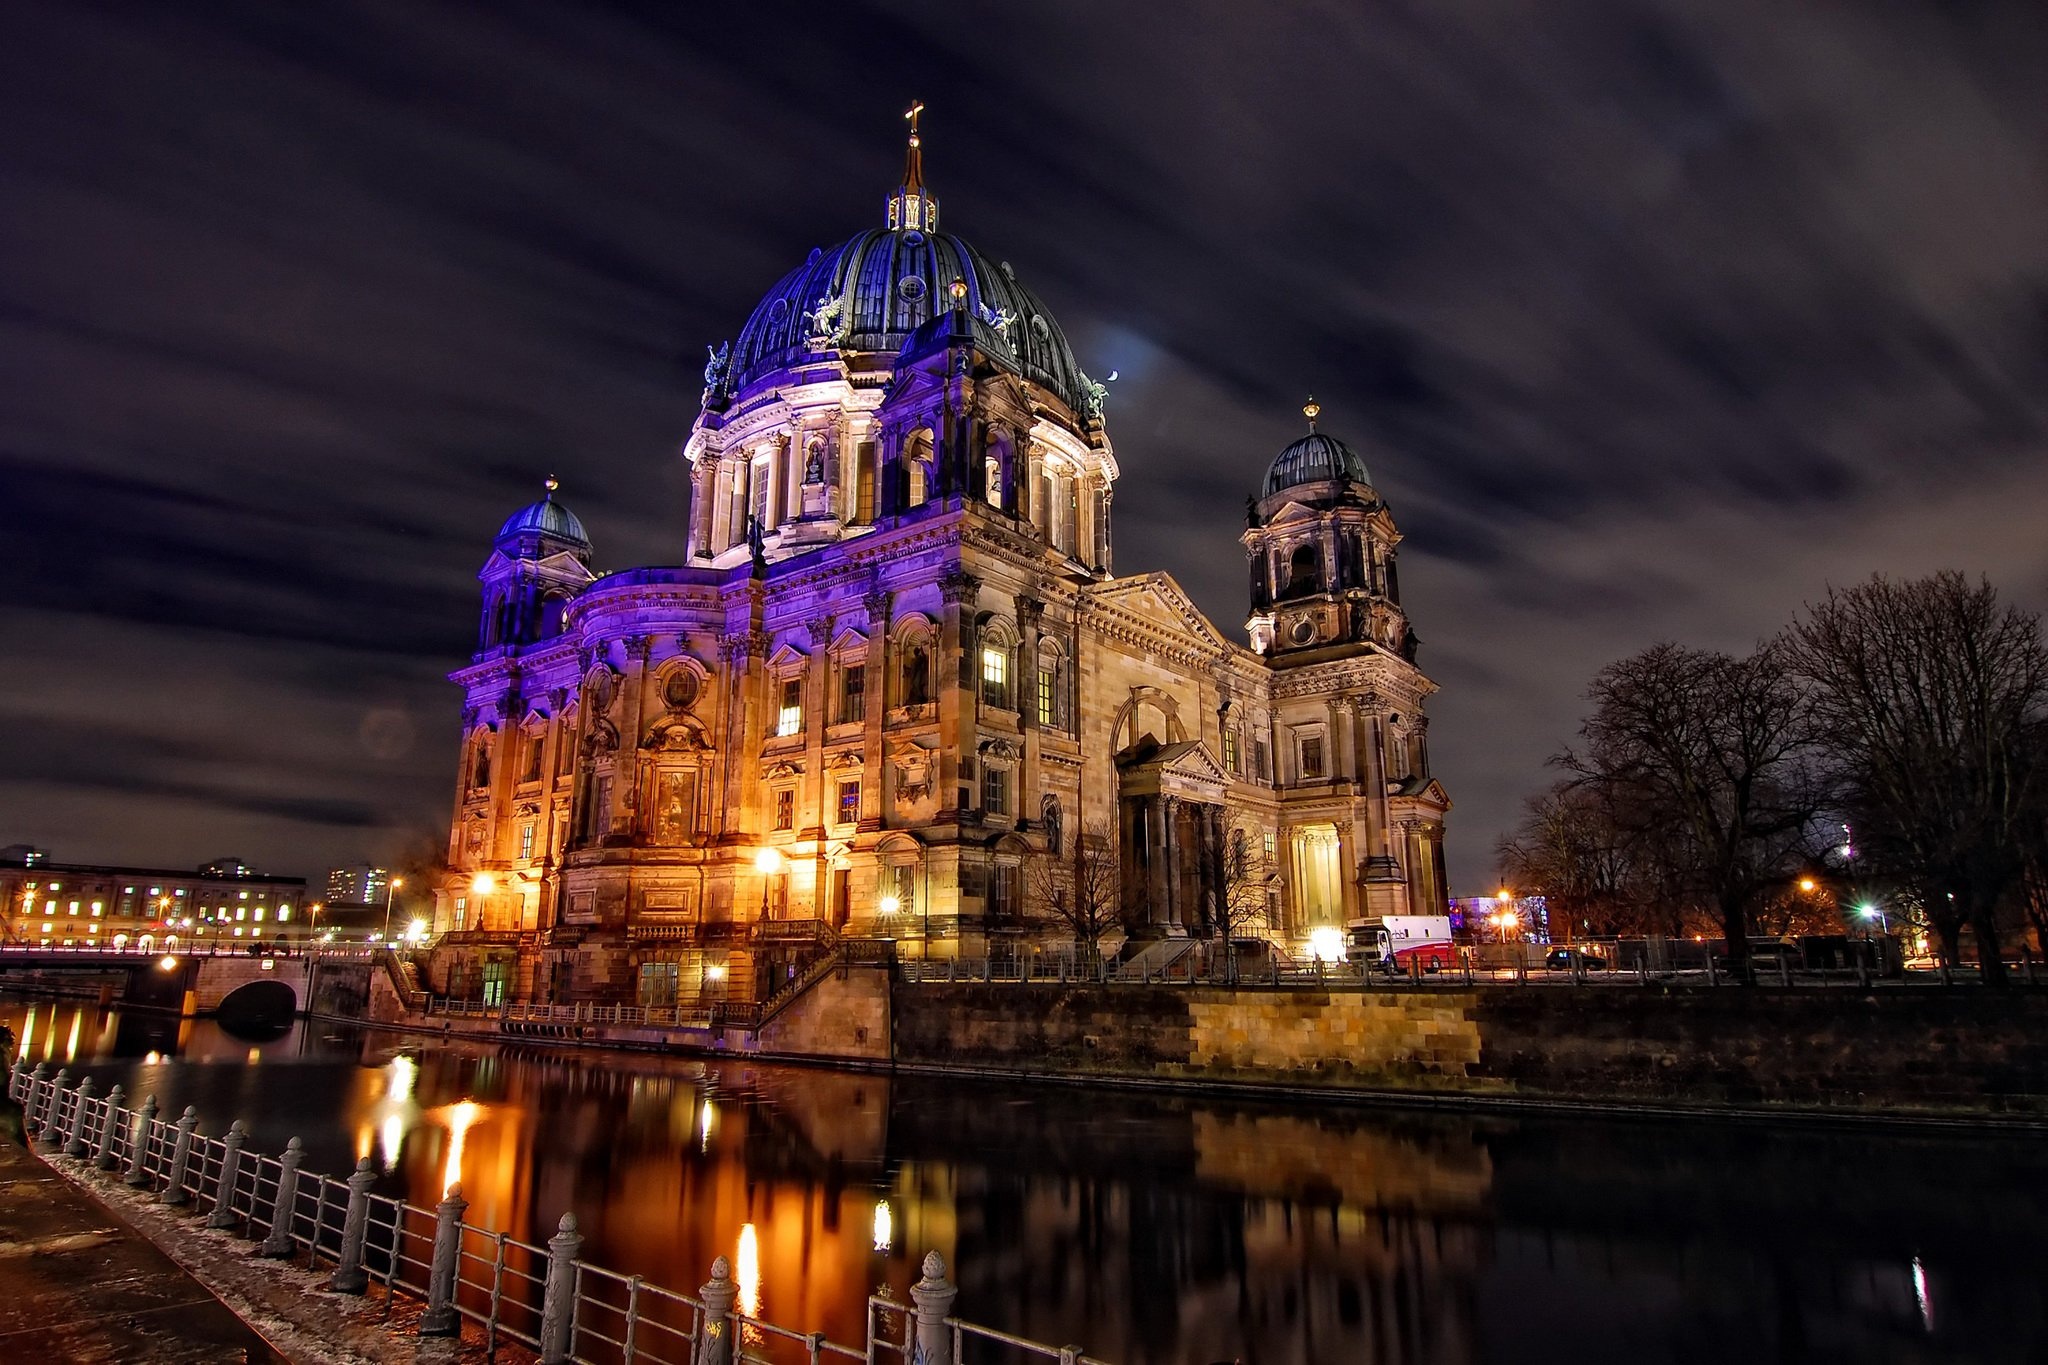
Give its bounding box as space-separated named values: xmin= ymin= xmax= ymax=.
xmin=429 ymin=113 xmax=1449 ymax=1005
xmin=324 ymin=864 xmax=391 ymax=907
xmin=0 ymin=850 xmax=308 ymax=950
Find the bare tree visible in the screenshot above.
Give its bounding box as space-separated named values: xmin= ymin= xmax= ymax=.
xmin=1217 ymin=827 xmax=1279 ymax=980
xmin=1558 ymin=640 xmax=1821 ymax=970
xmin=1788 ymin=572 xmax=2048 ymax=982
xmin=1494 ymin=782 xmax=1664 ymax=937
xmin=1028 ymin=826 xmax=1122 ymax=964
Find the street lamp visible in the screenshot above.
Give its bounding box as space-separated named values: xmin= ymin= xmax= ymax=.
xmin=381 ymin=876 xmax=405 ymax=945
xmin=754 ymin=849 xmax=783 ymax=921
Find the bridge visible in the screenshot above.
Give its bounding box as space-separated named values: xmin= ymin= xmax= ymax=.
xmin=0 ymin=944 xmax=382 ymax=1022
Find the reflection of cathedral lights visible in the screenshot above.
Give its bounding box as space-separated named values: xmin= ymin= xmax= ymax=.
xmin=64 ymin=1009 xmax=82 ymax=1060
xmin=872 ymin=1199 xmax=893 ymax=1253
xmin=355 ymin=1125 xmax=373 ymax=1163
xmin=386 ymin=1054 xmax=417 ymax=1103
xmin=380 ymin=1113 xmax=406 ymax=1171
xmin=15 ymin=1005 xmax=33 ymax=1058
xmin=736 ymin=1222 xmax=762 ymax=1318
xmin=439 ymin=1100 xmax=484 ymax=1196
xmin=699 ymin=1097 xmax=716 ymax=1154
xmin=143 ymin=1050 xmax=162 ymax=1065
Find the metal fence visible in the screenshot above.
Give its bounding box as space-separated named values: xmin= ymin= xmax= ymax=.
xmin=7 ymin=1063 xmax=1112 ymax=1365
xmin=894 ymin=950 xmax=2048 ymax=991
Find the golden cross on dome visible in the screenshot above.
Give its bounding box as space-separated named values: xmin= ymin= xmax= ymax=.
xmin=1303 ymin=397 xmax=1321 ymax=432
xmin=905 ymin=100 xmax=925 ymax=141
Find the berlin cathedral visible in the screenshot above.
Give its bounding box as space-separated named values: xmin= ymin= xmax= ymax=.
xmin=427 ymin=113 xmax=1449 ymax=1005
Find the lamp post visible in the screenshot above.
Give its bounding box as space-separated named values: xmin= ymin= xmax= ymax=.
xmin=381 ymin=876 xmax=406 ymax=945
xmin=754 ymin=849 xmax=783 ymax=922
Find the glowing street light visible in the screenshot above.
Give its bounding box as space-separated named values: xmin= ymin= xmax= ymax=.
xmin=1798 ymin=877 xmax=1818 ymax=894
xmin=381 ymin=875 xmax=406 ymax=946
xmin=877 ymin=893 xmax=901 ymax=916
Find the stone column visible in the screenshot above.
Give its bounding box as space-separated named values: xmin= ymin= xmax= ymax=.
xmin=860 ymin=588 xmax=890 ymax=829
xmin=718 ymin=621 xmax=769 ymax=845
xmin=803 ymin=617 xmax=832 ymax=841
xmin=1145 ymin=798 xmax=1169 ymax=931
xmin=1162 ymin=796 xmax=1184 ymax=934
xmin=1016 ymin=595 xmax=1043 ymax=824
xmin=484 ymin=690 xmax=522 ymax=866
xmin=937 ymin=570 xmax=980 ymax=823
xmin=614 ymin=636 xmax=652 ymax=843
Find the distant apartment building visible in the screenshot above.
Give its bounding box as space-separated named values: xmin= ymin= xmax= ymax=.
xmin=324 ymin=863 xmax=391 ymax=907
xmin=0 ymin=849 xmax=308 ymax=949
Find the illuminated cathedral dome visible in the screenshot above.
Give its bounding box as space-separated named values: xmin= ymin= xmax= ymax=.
xmin=1261 ymin=401 xmax=1372 ymax=497
xmin=494 ymin=478 xmax=591 ymax=556
xmin=714 ymin=105 xmax=1095 ymax=417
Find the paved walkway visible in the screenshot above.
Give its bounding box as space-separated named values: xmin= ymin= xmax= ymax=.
xmin=0 ymin=1106 xmax=283 ymax=1363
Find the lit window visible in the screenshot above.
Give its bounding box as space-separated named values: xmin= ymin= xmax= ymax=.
xmin=775 ymin=790 xmax=795 ymax=830
xmin=776 ymin=679 xmax=803 ymax=737
xmin=519 ymin=823 xmax=536 ymax=860
xmin=278 ymin=906 xmax=289 ymax=921
xmin=68 ymin=900 xmax=80 ymax=916
xmin=1301 ymin=737 xmax=1325 ymax=780
xmin=43 ymin=900 xmax=54 ymax=915
xmin=838 ymin=781 xmax=860 ymax=825
xmin=454 ymin=897 xmax=467 ymax=929
xmin=254 ymin=907 xmax=265 ymax=921
xmin=90 ymin=901 xmax=103 ymax=916
xmin=175 ymin=888 xmax=186 ymax=897
xmin=1223 ymin=730 xmax=1240 ymax=774
xmin=236 ymin=907 xmax=246 ymax=922
xmin=233 ymin=927 xmax=243 ymax=937
xmin=981 ymin=646 xmax=1010 ymax=710
xmin=123 ymin=885 xmax=134 ymax=894
xmin=239 ymin=890 xmax=249 ymax=900
xmin=42 ymin=922 xmax=53 ymax=933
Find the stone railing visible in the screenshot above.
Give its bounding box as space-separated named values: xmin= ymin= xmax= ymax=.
xmin=8 ymin=1062 xmax=1114 ymax=1365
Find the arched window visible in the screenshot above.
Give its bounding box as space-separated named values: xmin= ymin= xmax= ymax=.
xmin=1283 ymin=543 xmax=1322 ymax=599
xmin=904 ymin=429 xmax=934 ymax=509
xmin=985 ymin=454 xmax=1003 ymax=506
xmin=901 ymin=639 xmax=932 ymax=706
xmin=470 ymin=737 xmax=492 ymax=790
xmin=979 ymin=622 xmax=1017 ymax=712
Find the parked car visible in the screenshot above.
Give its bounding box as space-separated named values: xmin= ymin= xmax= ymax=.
xmin=1545 ymin=946 xmax=1608 ymax=971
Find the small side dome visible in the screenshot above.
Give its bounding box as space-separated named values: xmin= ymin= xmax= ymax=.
xmin=494 ymin=477 xmax=591 ymax=557
xmin=1261 ymin=400 xmax=1371 ymax=497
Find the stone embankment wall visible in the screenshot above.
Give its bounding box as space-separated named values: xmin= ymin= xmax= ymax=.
xmin=894 ymin=983 xmax=2048 ymax=1115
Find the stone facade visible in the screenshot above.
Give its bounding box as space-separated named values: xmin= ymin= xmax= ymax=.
xmin=428 ymin=127 xmax=1448 ymax=1006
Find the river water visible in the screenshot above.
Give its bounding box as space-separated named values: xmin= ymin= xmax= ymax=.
xmin=5 ymin=995 xmax=2045 ymax=1364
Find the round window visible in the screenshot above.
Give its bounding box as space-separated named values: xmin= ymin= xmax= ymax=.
xmin=1290 ymin=617 xmax=1318 ymax=646
xmin=898 ymin=275 xmax=927 ymax=302
xmin=664 ymin=671 xmax=699 ymax=710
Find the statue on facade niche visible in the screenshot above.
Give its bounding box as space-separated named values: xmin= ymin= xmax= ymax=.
xmin=804 ymin=439 xmax=825 ymax=485
xmin=746 ymin=514 xmax=767 ymax=577
xmin=1042 ymin=794 xmax=1063 ymax=856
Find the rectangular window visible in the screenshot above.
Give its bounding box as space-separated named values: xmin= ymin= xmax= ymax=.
xmin=278 ymin=906 xmax=290 ymax=922
xmin=1301 ymin=737 xmax=1325 ymax=780
xmin=454 ymin=896 xmax=468 ymax=929
xmin=983 ymin=765 xmax=1008 ymax=815
xmin=776 ymin=679 xmax=803 ymax=737
xmin=254 ymin=906 xmax=265 ymax=921
xmin=775 ymin=789 xmax=795 ymax=830
xmin=837 ymin=781 xmax=860 ymax=825
xmin=1223 ymin=729 xmax=1240 ymax=774
xmin=840 ymin=667 xmax=865 ymax=724
xmin=68 ymin=900 xmax=79 ymax=916
xmin=519 ymin=823 xmax=536 ymax=859
xmin=993 ymin=864 xmax=1021 ymax=919
xmin=1037 ymin=666 xmax=1056 ymax=728
xmin=981 ymin=647 xmax=1010 ymax=710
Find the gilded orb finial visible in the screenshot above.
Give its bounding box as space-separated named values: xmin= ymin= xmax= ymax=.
xmin=543 ymin=474 xmax=559 ymax=497
xmin=948 ymin=277 xmax=968 ymax=304
xmin=1303 ymin=397 xmax=1320 ymax=432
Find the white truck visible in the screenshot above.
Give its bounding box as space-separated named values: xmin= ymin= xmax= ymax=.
xmin=1345 ymin=915 xmax=1456 ymax=973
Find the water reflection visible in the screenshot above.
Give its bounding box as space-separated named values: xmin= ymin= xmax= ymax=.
xmin=5 ymin=993 xmax=2047 ymax=1364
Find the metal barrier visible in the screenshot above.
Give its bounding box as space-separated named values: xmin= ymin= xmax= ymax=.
xmin=7 ymin=1065 xmax=1109 ymax=1365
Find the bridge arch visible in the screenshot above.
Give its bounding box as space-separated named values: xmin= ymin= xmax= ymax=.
xmin=216 ymin=978 xmax=297 ymax=1028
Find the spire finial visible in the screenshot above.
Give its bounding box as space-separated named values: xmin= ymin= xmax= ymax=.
xmin=1303 ymin=397 xmax=1320 ymax=433
xmin=888 ymin=102 xmax=937 ymax=230
xmin=543 ymin=474 xmax=559 ymax=498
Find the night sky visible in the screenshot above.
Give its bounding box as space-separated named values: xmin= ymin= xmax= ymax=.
xmin=4 ymin=2 xmax=2047 ymax=891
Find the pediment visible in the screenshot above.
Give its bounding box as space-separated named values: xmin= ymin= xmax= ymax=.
xmin=1086 ymin=573 xmax=1231 ymax=651
xmin=828 ymin=626 xmax=870 ymax=658
xmin=767 ymin=642 xmax=810 ymax=671
xmin=1391 ymin=776 xmax=1452 ymax=811
xmin=1261 ymin=501 xmax=1324 ymax=528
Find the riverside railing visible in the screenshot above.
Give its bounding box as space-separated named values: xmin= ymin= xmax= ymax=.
xmin=7 ymin=1063 xmax=1107 ymax=1365
xmin=894 ymin=950 xmax=2048 ymax=991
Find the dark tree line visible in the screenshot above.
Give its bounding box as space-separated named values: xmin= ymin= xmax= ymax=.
xmin=1501 ymin=572 xmax=2048 ymax=981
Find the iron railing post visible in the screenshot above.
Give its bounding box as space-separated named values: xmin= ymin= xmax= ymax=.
xmin=697 ymin=1254 xmax=737 ymax=1365
xmin=125 ymin=1095 xmax=159 ymax=1186
xmin=909 ymin=1251 xmax=958 ymax=1365
xmin=35 ymin=1067 xmax=70 ymax=1148
xmin=419 ymin=1183 xmax=468 ymax=1336
xmin=62 ymin=1076 xmax=96 ymax=1158
xmin=261 ymin=1138 xmax=305 ymax=1256
xmin=93 ymin=1084 xmax=126 ymax=1170
xmin=161 ymin=1106 xmax=199 ymax=1204
xmin=329 ymin=1158 xmax=379 ymax=1293
xmin=207 ymin=1121 xmax=247 ymax=1229
xmin=538 ymin=1212 xmax=583 ymax=1364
